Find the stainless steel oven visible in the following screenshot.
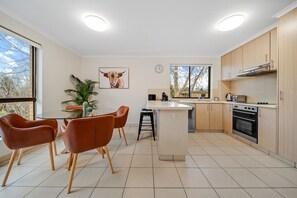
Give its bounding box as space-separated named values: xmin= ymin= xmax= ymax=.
xmin=232 ymin=104 xmax=258 ymax=143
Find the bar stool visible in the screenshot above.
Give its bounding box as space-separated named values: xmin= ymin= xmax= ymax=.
xmin=137 ymin=109 xmax=155 ymax=141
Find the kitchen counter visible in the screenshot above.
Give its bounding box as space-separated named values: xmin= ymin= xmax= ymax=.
xmin=146 ymin=101 xmax=192 ymax=110
xmin=176 ymin=99 xmax=277 ymax=109
xmin=146 ymin=101 xmax=191 ymax=161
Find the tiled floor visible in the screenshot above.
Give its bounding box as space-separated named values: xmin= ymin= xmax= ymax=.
xmin=1 ymin=127 xmax=297 ymax=198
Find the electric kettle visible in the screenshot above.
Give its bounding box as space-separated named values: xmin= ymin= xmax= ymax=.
xmin=225 ymin=93 xmax=233 ymax=101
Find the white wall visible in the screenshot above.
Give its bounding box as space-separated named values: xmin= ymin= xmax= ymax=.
xmin=0 ymin=11 xmax=81 ymax=156
xmin=81 ymin=56 xmax=220 ymax=124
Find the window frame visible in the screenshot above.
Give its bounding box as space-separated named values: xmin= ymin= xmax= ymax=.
xmin=0 ymin=45 xmax=37 ymax=119
xmin=170 ymin=65 xmax=211 ymax=99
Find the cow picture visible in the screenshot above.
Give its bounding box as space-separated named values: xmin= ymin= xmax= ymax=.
xmin=99 ymin=67 xmax=129 ymax=89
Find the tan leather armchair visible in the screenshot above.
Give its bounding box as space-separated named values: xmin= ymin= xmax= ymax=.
xmin=0 ymin=114 xmax=56 ymax=187
xmin=111 ymin=106 xmax=129 ymax=146
xmin=61 ymin=115 xmax=115 ymax=194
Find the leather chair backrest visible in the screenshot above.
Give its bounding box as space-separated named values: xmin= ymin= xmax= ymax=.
xmin=114 ymin=106 xmax=129 ymax=128
xmin=1 ymin=114 xmax=27 ymax=128
xmin=62 ymin=115 xmax=114 ymax=154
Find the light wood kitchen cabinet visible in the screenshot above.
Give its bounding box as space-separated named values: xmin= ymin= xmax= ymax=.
xmin=278 ymin=7 xmax=297 ymax=162
xmin=222 ymin=104 xmax=232 ymax=134
xmin=221 ymin=53 xmax=231 ymax=80
xmin=270 ymin=28 xmax=278 ymax=70
xmin=196 ymin=103 xmax=222 ymax=131
xmin=258 ymin=108 xmax=277 ymax=154
xmin=230 ymin=47 xmax=243 ymax=78
xmin=243 ymin=32 xmax=270 ymax=70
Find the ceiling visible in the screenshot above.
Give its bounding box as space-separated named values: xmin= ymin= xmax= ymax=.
xmin=0 ymin=0 xmax=295 ymax=57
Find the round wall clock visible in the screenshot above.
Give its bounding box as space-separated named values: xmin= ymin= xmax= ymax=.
xmin=155 ymin=64 xmax=164 ymax=73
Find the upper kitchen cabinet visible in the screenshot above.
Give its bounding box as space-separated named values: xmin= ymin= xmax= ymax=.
xmin=278 ymin=7 xmax=297 ymax=163
xmin=221 ymin=53 xmax=231 ymax=81
xmin=243 ymin=32 xmax=270 ymax=70
xmin=230 ymin=47 xmax=243 ymax=78
xmin=270 ymin=28 xmax=278 ymax=70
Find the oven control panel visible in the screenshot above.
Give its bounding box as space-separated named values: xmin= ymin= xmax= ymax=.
xmin=233 ymin=104 xmax=258 ymax=112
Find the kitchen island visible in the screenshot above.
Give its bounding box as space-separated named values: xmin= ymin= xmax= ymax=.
xmin=146 ymin=101 xmax=192 ymax=161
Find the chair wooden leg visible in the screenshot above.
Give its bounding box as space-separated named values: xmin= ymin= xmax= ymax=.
xmin=118 ymin=128 xmax=122 ymax=138
xmin=53 ymin=140 xmax=58 ymax=156
xmin=67 ymin=153 xmax=78 ymax=194
xmin=2 ymin=150 xmax=18 ymax=187
xmin=104 ymin=146 xmax=114 ymax=174
xmin=121 ymin=127 xmax=128 ymax=146
xmin=17 ymin=149 xmax=23 ymax=165
xmin=48 ymin=143 xmax=55 ymax=171
xmin=96 ymin=148 xmax=104 ymax=159
xmin=67 ymin=153 xmax=73 ymax=171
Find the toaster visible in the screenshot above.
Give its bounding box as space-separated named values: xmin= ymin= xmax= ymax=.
xmin=232 ymin=95 xmax=247 ymax=103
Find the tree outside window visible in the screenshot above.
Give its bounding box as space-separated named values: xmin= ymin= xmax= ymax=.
xmin=170 ymin=65 xmax=211 ymax=98
xmin=0 ymin=31 xmax=36 ymax=119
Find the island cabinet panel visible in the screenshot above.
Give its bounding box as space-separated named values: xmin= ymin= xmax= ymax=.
xmin=278 ymin=7 xmax=297 ymax=162
xmin=196 ymin=103 xmax=222 ymax=131
xmin=258 ymin=108 xmax=277 ymax=154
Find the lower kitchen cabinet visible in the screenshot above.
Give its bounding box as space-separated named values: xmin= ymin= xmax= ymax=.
xmin=258 ymin=108 xmax=277 ymax=154
xmin=196 ymin=103 xmax=222 ymax=131
xmin=222 ymin=104 xmax=232 ymax=134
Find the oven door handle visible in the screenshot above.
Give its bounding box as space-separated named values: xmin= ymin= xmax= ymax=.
xmin=233 ymin=115 xmax=256 ymax=122
xmin=233 ymin=110 xmax=256 ymax=115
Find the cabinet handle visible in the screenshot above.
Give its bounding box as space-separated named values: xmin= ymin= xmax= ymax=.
xmin=259 ymin=109 xmax=261 ymax=117
xmin=271 ymin=60 xmax=274 ymax=69
xmin=280 ymin=91 xmax=284 ymax=100
xmin=265 ymin=54 xmax=268 ymax=62
xmin=211 ymin=105 xmax=212 ymax=111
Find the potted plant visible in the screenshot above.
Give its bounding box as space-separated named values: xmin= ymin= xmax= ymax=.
xmin=61 ymin=74 xmax=98 ymax=109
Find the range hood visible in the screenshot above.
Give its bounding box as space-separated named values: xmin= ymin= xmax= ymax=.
xmin=236 ymin=63 xmax=276 ymax=77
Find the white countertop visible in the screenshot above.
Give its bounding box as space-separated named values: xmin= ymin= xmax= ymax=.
xmin=146 ymin=101 xmax=192 ymax=110
xmin=176 ymin=99 xmax=277 ymax=109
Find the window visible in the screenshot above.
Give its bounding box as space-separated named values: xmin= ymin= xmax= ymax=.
xmin=0 ymin=31 xmax=36 ymax=119
xmin=170 ymin=64 xmax=211 ymax=98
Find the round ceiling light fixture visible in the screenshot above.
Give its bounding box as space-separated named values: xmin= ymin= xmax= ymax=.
xmin=83 ymin=15 xmax=110 ymax=32
xmin=217 ymin=14 xmax=246 ymax=31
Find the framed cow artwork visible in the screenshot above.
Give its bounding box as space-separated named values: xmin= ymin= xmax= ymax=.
xmin=99 ymin=67 xmax=129 ymax=89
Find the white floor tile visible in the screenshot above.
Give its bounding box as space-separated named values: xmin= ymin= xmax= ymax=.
xmin=185 ymin=188 xmax=219 ymax=198
xmin=225 ymin=168 xmax=268 ymax=188
xmin=275 ymin=188 xmax=297 ymax=198
xmin=122 ymin=188 xmax=154 ymax=198
xmin=211 ymin=155 xmax=242 ymax=167
xmin=115 ymin=146 xmax=135 ymax=155
xmin=174 ymin=155 xmax=197 ymax=168
xmin=90 ymin=188 xmax=123 ymax=198
xmin=201 ymin=146 xmax=225 ymax=155
xmin=126 ymin=168 xmax=153 ymax=187
xmin=245 ymin=188 xmax=283 ymax=198
xmin=57 ymin=187 xmax=93 ymax=198
xmin=188 ymin=146 xmax=207 ymax=155
xmin=134 ymin=146 xmax=152 ymax=154
xmin=97 ymin=168 xmax=129 ymax=187
xmin=131 ymin=155 xmax=152 ymax=167
xmin=25 ymin=187 xmax=64 ymax=198
xmin=155 ymin=188 xmax=187 ymax=198
xmin=154 ymin=168 xmax=183 ymax=187
xmin=248 ymin=168 xmax=296 ymax=187
xmin=0 ymin=186 xmax=34 ymax=197
xmin=191 ymin=155 xmax=219 ymax=168
xmin=230 ymin=155 xmax=264 ymax=168
xmin=177 ymin=168 xmax=211 ymax=187
xmin=249 ymin=155 xmax=289 ymax=167
xmin=12 ymin=167 xmax=53 ymax=186
xmin=271 ymin=168 xmax=297 ymax=185
xmin=215 ymin=188 xmax=251 ymax=198
xmin=0 ymin=166 xmax=35 ymax=186
xmin=201 ymin=168 xmax=240 ymax=188
xmin=111 ymin=155 xmax=133 ymax=167
xmin=72 ymin=167 xmax=105 ymax=187
xmin=153 ymin=155 xmax=175 ymax=167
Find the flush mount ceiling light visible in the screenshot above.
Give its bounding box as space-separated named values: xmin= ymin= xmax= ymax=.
xmin=83 ymin=15 xmax=110 ymax=32
xmin=217 ymin=14 xmax=246 ymax=31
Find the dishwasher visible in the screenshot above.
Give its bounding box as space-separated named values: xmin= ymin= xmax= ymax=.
xmin=180 ymin=103 xmax=196 ymax=132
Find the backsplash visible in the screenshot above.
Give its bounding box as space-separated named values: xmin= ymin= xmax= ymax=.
xmin=230 ymin=73 xmax=277 ymax=104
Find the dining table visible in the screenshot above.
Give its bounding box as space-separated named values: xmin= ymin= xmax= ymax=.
xmin=36 ymin=108 xmax=116 ymax=154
